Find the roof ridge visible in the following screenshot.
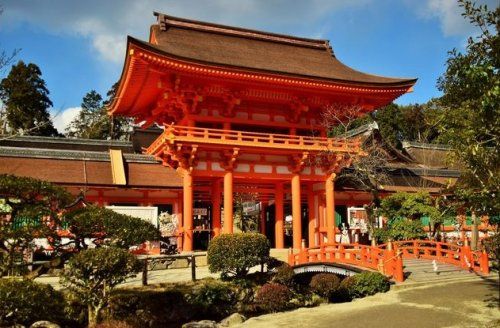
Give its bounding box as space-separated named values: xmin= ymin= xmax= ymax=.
xmin=0 ymin=146 xmax=158 ymax=163
xmin=153 ymin=12 xmax=330 ymax=50
xmin=402 ymin=140 xmax=451 ymax=150
xmin=0 ymin=135 xmax=132 ymax=146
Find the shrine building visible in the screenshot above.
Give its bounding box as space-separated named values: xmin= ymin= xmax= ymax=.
xmin=108 ymin=12 xmax=417 ymax=252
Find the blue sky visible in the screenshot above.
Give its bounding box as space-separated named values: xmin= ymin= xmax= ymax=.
xmin=0 ymin=0 xmax=495 ymax=132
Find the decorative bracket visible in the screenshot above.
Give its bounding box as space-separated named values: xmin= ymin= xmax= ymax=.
xmin=289 ymin=98 xmax=309 ymax=123
xmin=222 ymin=92 xmax=241 ymax=117
xmin=152 ymin=77 xmax=203 ymax=121
xmin=163 ymin=144 xmax=198 ymax=172
xmin=289 ymin=152 xmax=309 ymax=174
xmin=321 ymin=153 xmax=353 ymax=175
xmin=220 ymin=148 xmax=240 ymax=170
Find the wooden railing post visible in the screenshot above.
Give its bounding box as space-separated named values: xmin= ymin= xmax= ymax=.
xmin=461 ymin=244 xmax=471 ymax=269
xmin=360 ymin=246 xmax=366 ymax=265
xmin=191 ymin=255 xmax=197 ymax=281
xmin=338 ymin=244 xmax=345 ymax=261
xmin=320 ymin=245 xmax=327 ymax=262
xmin=480 ymin=250 xmax=490 ymax=275
xmin=436 ymin=243 xmax=442 ymax=260
xmin=288 ymin=248 xmax=294 ymax=266
xmin=384 ymin=241 xmax=395 ymax=276
xmin=142 ymin=258 xmax=148 ymax=286
xmin=413 ymin=240 xmax=419 ymax=258
xmin=393 ymin=250 xmax=404 ymax=282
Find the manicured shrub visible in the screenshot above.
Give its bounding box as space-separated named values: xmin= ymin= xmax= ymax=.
xmin=351 ymin=272 xmax=390 ymax=298
xmin=309 ymin=273 xmax=341 ymax=299
xmin=60 ymin=247 xmax=141 ymax=327
xmin=64 ymin=206 xmax=161 ymax=250
xmin=272 ymin=264 xmax=295 ymax=287
xmin=255 ymin=283 xmax=291 ymax=313
xmin=185 ymin=279 xmax=236 ymax=317
xmin=108 ymin=289 xmax=191 ymax=327
xmin=266 ymin=256 xmax=286 ymax=270
xmin=207 ymin=233 xmax=270 ymax=277
xmin=0 ymin=278 xmax=65 ymax=326
xmin=108 ymin=282 xmax=237 ymax=326
xmin=337 ymin=276 xmax=357 ymax=301
xmin=339 ymin=272 xmax=390 ymax=300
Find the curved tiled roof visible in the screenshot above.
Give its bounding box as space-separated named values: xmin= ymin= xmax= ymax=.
xmin=148 ymin=13 xmax=416 ymax=87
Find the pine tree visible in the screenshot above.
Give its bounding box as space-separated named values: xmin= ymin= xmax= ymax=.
xmin=0 ymin=61 xmax=58 ymax=136
xmin=66 ymin=90 xmax=108 ymax=139
xmin=66 ymin=83 xmax=131 ymax=140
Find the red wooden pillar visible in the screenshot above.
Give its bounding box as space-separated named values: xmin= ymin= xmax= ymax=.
xmin=212 ymin=179 xmax=221 ymax=237
xmin=308 ymin=184 xmax=316 ymax=248
xmin=291 ymin=174 xmax=302 ymax=250
xmin=275 ymin=182 xmax=285 ymax=249
xmin=182 ymin=170 xmax=194 ymax=252
xmin=223 ymin=170 xmax=233 ymax=234
xmin=174 ymin=191 xmax=183 ymax=251
xmin=260 ymin=201 xmax=267 ymax=236
xmin=325 ymin=173 xmax=336 ymax=244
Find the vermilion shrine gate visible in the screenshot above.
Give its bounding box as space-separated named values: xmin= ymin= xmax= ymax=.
xmin=109 ymin=13 xmax=417 ymax=252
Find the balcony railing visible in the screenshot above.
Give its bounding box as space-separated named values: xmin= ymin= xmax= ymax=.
xmin=146 ymin=125 xmax=362 ymax=156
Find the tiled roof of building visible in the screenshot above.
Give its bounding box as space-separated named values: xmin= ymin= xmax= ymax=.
xmin=146 ymin=13 xmax=417 ymax=87
xmin=0 ymin=135 xmax=134 ymax=153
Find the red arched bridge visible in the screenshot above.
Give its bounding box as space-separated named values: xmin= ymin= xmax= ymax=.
xmin=288 ymin=240 xmax=490 ymax=282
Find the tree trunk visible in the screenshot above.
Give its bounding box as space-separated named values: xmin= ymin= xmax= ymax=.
xmin=88 ymin=304 xmax=102 ymax=328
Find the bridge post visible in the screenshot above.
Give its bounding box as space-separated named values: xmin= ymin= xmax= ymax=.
xmin=384 ymin=242 xmax=395 ymax=276
xmin=413 ymin=240 xmax=418 ymax=258
xmin=436 ymin=242 xmax=442 ymax=260
xmin=360 ymin=246 xmax=367 ymax=265
xmin=338 ymin=244 xmax=345 ymax=261
xmin=480 ymin=250 xmax=489 ymax=275
xmin=320 ymin=245 xmax=327 ymax=262
xmin=461 ymin=244 xmax=471 ymax=269
xmin=288 ymin=247 xmax=294 ymax=266
xmin=393 ymin=251 xmax=404 ymax=282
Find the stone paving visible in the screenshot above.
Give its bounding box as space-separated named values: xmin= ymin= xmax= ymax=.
xmin=35 ymin=265 xmax=219 ymax=289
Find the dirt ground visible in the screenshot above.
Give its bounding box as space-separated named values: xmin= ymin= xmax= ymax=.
xmin=238 ymin=276 xmax=500 ymax=328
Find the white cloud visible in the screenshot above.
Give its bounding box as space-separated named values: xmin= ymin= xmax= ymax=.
xmin=1 ymin=0 xmax=371 ymax=64
xmin=52 ymin=107 xmax=81 ymax=134
xmin=413 ymin=0 xmax=497 ymax=37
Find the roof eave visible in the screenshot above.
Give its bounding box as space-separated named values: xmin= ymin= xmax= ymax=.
xmin=127 ymin=36 xmax=417 ymax=89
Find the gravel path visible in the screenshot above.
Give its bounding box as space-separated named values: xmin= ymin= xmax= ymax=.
xmin=238 ymin=276 xmax=500 ymax=328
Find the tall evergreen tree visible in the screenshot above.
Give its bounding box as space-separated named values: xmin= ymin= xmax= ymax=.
xmin=437 ymin=0 xmax=499 ymax=217
xmin=66 ymin=90 xmax=107 ymax=139
xmin=0 ymin=61 xmax=58 ymax=136
xmin=66 ymin=83 xmax=131 ymax=140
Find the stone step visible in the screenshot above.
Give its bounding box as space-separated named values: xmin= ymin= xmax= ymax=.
xmin=392 ymin=275 xmax=491 ymax=290
xmin=405 ymin=266 xmax=464 ymax=272
xmin=405 ymin=276 xmax=475 ymax=283
xmin=406 ymin=272 xmax=475 ymax=279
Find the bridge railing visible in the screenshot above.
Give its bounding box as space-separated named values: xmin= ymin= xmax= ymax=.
xmin=288 ymin=243 xmax=404 ymax=282
xmin=379 ymin=240 xmax=489 ymax=275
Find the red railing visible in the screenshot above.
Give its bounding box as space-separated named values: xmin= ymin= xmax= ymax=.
xmin=288 ymin=243 xmax=404 ymax=282
xmin=146 ymin=125 xmax=362 ymax=156
xmin=288 ymin=240 xmax=490 ymax=283
xmin=383 ymin=240 xmax=490 ymax=275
